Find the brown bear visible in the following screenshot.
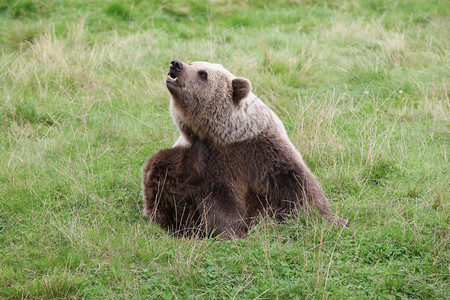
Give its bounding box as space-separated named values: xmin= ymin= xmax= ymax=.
xmin=142 ymin=60 xmax=348 ymax=238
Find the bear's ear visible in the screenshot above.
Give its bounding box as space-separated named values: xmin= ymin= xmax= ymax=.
xmin=232 ymin=77 xmax=251 ymax=104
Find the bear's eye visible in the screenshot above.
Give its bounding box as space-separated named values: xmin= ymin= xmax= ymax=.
xmin=198 ymin=71 xmax=208 ymax=80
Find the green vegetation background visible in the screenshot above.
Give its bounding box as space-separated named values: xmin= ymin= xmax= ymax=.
xmin=0 ymin=0 xmax=448 ymax=298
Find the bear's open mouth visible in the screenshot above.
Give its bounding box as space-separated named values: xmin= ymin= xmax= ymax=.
xmin=166 ymin=72 xmax=179 ymax=86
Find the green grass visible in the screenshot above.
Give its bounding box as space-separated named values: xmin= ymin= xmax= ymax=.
xmin=0 ymin=0 xmax=448 ymax=298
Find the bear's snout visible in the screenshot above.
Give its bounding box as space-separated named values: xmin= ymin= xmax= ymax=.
xmin=167 ymin=60 xmax=184 ymax=87
xmin=170 ymin=60 xmax=183 ymax=73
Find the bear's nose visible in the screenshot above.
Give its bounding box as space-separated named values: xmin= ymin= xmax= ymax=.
xmin=170 ymin=60 xmax=183 ymax=72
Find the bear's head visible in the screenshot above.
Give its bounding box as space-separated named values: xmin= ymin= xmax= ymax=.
xmin=166 ymin=60 xmax=273 ymax=146
xmin=166 ymin=60 xmax=251 ymax=109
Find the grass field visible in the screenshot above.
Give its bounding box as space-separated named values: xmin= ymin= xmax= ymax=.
xmin=1 ymin=0 xmax=449 ymax=298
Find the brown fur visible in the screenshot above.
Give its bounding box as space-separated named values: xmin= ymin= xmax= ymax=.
xmin=142 ymin=141 xmax=205 ymax=236
xmin=143 ymin=61 xmax=348 ymax=239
